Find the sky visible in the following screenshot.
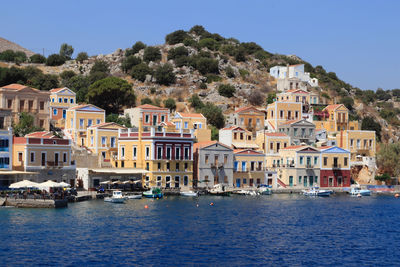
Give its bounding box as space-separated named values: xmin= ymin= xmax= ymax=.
xmin=1 ymin=0 xmax=399 ymax=90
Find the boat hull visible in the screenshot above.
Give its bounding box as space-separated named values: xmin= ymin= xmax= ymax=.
xmin=104 ymin=197 xmax=125 ymax=203
xmin=143 ymin=193 xmax=163 ymax=199
xmin=126 ymin=195 xmax=142 ymax=199
xmin=180 ymin=192 xmax=198 ymax=197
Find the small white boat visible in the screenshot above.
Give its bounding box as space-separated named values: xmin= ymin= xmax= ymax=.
xmin=180 ymin=191 xmax=198 ymax=197
xmin=349 ymin=186 xmax=371 ymax=196
xmin=104 ymin=190 xmax=125 ymax=203
xmin=125 ymin=193 xmax=142 ymax=199
xmin=257 ymin=185 xmax=272 ymax=195
xmin=302 ymin=187 xmax=331 ymax=197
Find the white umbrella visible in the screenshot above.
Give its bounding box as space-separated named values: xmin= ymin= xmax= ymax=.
xmin=100 ymin=180 xmax=111 ymax=185
xmin=112 ymin=180 xmax=122 ymax=184
xmin=9 ymin=180 xmax=39 ymax=189
xmin=59 ymin=182 xmax=71 ymax=187
xmin=38 ymin=180 xmax=62 ymax=190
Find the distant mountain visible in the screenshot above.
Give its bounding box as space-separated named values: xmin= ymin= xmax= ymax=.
xmin=0 ymin=37 xmax=34 ymax=57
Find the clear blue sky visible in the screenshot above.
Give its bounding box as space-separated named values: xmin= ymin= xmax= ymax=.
xmin=1 ymin=0 xmax=399 ymax=90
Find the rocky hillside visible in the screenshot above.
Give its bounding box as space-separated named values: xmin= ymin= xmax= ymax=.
xmin=0 ymin=37 xmax=34 ymax=57
xmin=1 ymin=26 xmax=399 ymax=144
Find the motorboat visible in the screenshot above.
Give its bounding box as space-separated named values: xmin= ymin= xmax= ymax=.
xmin=302 ymin=187 xmax=331 ymax=197
xmin=257 ymin=184 xmax=272 ymax=195
xmin=180 ymin=191 xmax=198 ymax=197
xmin=234 ymin=189 xmax=258 ymax=196
xmin=349 ymin=186 xmax=371 ymax=196
xmin=125 ymin=193 xmax=142 ymax=199
xmin=104 ymin=190 xmax=125 ymax=203
xmin=208 ymin=184 xmax=231 ymax=196
xmin=143 ymin=187 xmax=163 ymax=198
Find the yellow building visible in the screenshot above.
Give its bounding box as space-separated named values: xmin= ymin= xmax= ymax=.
xmin=233 ymin=149 xmax=265 ymax=188
xmin=12 ymin=132 xmax=76 ymax=184
xmin=277 ymin=89 xmax=319 ymax=105
xmin=219 ymin=126 xmax=259 ymax=150
xmin=50 ymin=87 xmax=77 ymax=129
xmin=266 ymin=101 xmax=302 ymax=131
xmin=65 ymin=104 xmax=105 ymax=147
xmin=255 ymin=132 xmax=291 ymax=168
xmin=117 ymin=124 xmax=194 ymax=189
xmin=86 ymin=122 xmax=127 ymax=166
xmin=231 ymin=106 xmax=265 ymax=132
xmin=336 ymin=130 xmax=376 ymax=165
xmin=171 ymin=112 xmax=211 ymax=142
xmin=313 ymin=104 xmax=359 ymax=133
xmin=0 ymin=84 xmax=50 ymax=130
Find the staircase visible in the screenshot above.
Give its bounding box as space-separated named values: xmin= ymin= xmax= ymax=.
xmin=277 ymin=178 xmax=287 ymax=188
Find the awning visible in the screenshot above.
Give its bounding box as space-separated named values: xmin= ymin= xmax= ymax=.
xmin=89 ymin=168 xmax=149 ymax=174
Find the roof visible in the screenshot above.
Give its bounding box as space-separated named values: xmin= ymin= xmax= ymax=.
xmin=89 ymin=168 xmax=149 ymax=174
xmin=281 ymin=145 xmax=306 ymax=150
xmin=234 ymin=149 xmax=264 ymax=155
xmin=137 ymin=104 xmax=168 ymax=111
xmin=1 ymin=83 xmax=40 ymax=92
xmin=279 ymin=119 xmax=301 ymax=126
xmin=25 ymin=131 xmax=56 ymax=139
xmin=232 ymin=142 xmax=259 ymax=149
xmin=286 ymin=89 xmax=309 ymax=94
xmin=234 ymin=106 xmax=263 ymax=114
xmin=88 ymin=122 xmax=127 ymax=129
xmin=69 ymin=104 xmax=104 ymax=112
xmin=160 ymin=121 xmax=175 ymax=127
xmin=264 ymin=132 xmax=289 ymax=137
xmin=177 ymin=112 xmax=205 ymax=118
xmin=221 ymin=126 xmax=248 ymax=132
xmin=194 ymin=141 xmax=232 ymax=151
xmin=320 ymin=146 xmax=350 ymax=153
xmin=323 ymin=104 xmax=345 ymax=112
xmin=50 ymin=88 xmax=64 ymax=93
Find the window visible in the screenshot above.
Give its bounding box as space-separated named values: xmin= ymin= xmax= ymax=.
xmin=323 ymin=157 xmax=328 ymax=166
xmin=298 ymin=176 xmax=302 ymax=184
xmin=248 ymin=118 xmax=252 ymax=126
xmin=240 ymin=118 xmax=244 ymax=125
xmin=299 ymin=156 xmax=303 ymax=165
xmin=301 ymin=128 xmax=306 ymax=137
xmin=224 ymin=154 xmax=228 ymax=164
xmin=184 ymin=147 xmax=190 ymax=160
xmin=101 ymin=137 xmax=106 ymax=146
xmin=242 ymin=161 xmax=246 ymax=171
xmin=70 ymin=99 xmax=74 ymax=104
xmin=64 ymin=98 xmax=68 ymax=103
xmin=167 ymin=162 xmax=170 ymax=171
xmin=270 ymin=142 xmax=273 ymax=150
xmin=166 ymin=146 xmax=172 ymax=159
xmin=176 ymin=122 xmax=181 ymax=129
xmin=294 ymin=128 xmax=298 ymax=137
xmin=295 ymin=111 xmax=299 ymax=119
xmin=79 ymin=119 xmax=84 ymax=128
xmin=121 ymin=147 xmax=125 ymax=158
xmin=62 ymin=110 xmax=66 ymax=119
xmin=234 ymin=161 xmax=238 ymax=171
xmin=174 ymin=176 xmax=180 ymax=188
xmin=198 ymin=123 xmax=202 ymax=129
xmin=20 ymin=100 xmax=24 ymax=109
xmin=161 ymin=115 xmax=165 ymax=122
xmin=59 ymin=98 xmax=62 ymax=103
xmin=53 ymin=109 xmax=58 ymax=115
xmin=314 ymin=156 xmax=318 ymax=165
xmin=30 ymin=152 xmax=35 ymax=163
xmin=101 ymin=152 xmax=106 ymax=159
xmin=145 ymin=114 xmax=150 ymax=123
xmin=344 ymin=157 xmax=348 ymax=166
xmin=214 ymin=155 xmax=219 ymax=165
xmin=97 ymin=119 xmax=101 ymax=125
xmin=333 ymin=157 xmax=338 ymax=167
xmin=88 ymin=119 xmax=93 ymax=127
xmin=356 ymin=139 xmax=360 ymax=149
xmin=176 ymin=163 xmax=179 ymax=171
xmin=309 ymin=129 xmax=314 ymax=136
xmin=90 ymin=136 xmax=94 ymax=146
xmin=145 ymin=146 xmax=150 ymax=159
xmin=324 ymin=176 xmax=327 ymax=185
xmin=63 ymin=153 xmax=67 ymax=163
xmin=256 ymin=118 xmax=260 ymax=126
xmin=240 ymin=133 xmax=244 ymax=140
xmin=52 ymin=98 xmax=55 ymax=103
xmin=175 ymin=147 xmax=181 ymax=160
xmin=166 ymin=176 xmax=171 ymax=188
xmin=157 ymin=176 xmax=162 ymax=187
xmin=39 ymin=120 xmax=44 ymax=128
xmin=120 ymin=161 xmax=125 ymax=168
xmin=234 ymin=133 xmax=237 ymax=140
xmin=280 ymin=110 xmax=283 ymax=118
xmin=243 ymin=178 xmax=247 ymax=184
xmin=184 ymin=163 xmax=188 ymax=171
xmin=146 ymin=162 xmax=149 ymax=170
xmin=157 ymin=146 xmax=163 ymax=159
xmin=205 ymin=154 xmax=209 ymax=164
xmin=110 ymin=137 xmax=116 ymax=148
xmin=369 ymin=139 xmax=373 ymax=148
xmin=7 ymin=99 xmax=12 ymax=109
xmin=184 ymin=122 xmax=188 ymax=129
xmin=157 ymin=162 xmax=161 ymax=171
xmin=28 ymin=100 xmax=34 ymax=110
xmin=133 ymin=146 xmax=137 ymax=159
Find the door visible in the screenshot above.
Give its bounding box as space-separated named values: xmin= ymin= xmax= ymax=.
xmin=289 ymin=176 xmax=293 ymax=187
xmin=55 ymin=153 xmax=59 ymax=166
xmin=41 ymin=153 xmax=46 ymax=166
xmin=309 ymin=176 xmax=313 ymax=186
xmin=303 ymin=176 xmax=308 ymax=187
xmin=337 ymin=176 xmax=342 ymax=187
xmin=249 ymin=179 xmax=254 ymax=187
xmin=236 ymin=178 xmax=241 ymax=188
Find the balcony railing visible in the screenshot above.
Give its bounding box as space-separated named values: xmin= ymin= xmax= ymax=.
xmin=305 ymin=164 xmax=313 ymax=169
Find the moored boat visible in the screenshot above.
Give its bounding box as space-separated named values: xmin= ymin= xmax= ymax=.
xmin=257 ymin=184 xmax=272 ymax=195
xmin=143 ymin=187 xmax=163 ymax=198
xmin=180 ymin=191 xmax=198 ymax=197
xmin=302 ymin=187 xmax=331 ymax=197
xmin=208 ymin=184 xmax=231 ymax=196
xmin=125 ymin=193 xmax=142 ymax=199
xmin=349 ymin=186 xmax=371 ymax=196
xmin=104 ymin=190 xmax=125 ymax=203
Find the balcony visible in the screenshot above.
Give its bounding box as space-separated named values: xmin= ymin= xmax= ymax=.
xmin=305 ymin=164 xmax=313 ymax=169
xmin=45 ymin=161 xmax=64 ymax=168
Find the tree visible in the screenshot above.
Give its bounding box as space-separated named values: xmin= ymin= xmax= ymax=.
xmin=327 ymin=72 xmax=338 ymax=81
xmin=340 ymin=96 xmax=354 ymax=111
xmin=163 ymin=98 xmax=176 ymax=111
xmin=240 ymin=42 xmax=263 ymax=54
xmin=13 ymin=51 xmax=27 ymax=63
xmin=165 ymin=30 xmax=189 ymax=45
xmin=28 ymin=73 xmax=59 ymax=91
xmin=141 ymin=97 xmax=153 ymax=105
xmin=30 ymin=54 xmax=46 ymax=63
xmin=65 ymin=75 xmax=90 ymax=103
xmin=90 ymin=60 xmax=110 ymax=74
xmin=59 ymin=43 xmax=74 ymax=60
xmin=0 ymin=50 xmax=17 ymax=62
xmin=225 ymin=66 xmax=235 ymax=78
xmin=376 ymin=88 xmax=391 ymax=101
xmin=167 ymin=46 xmax=189 ymax=60
xmin=13 ymin=112 xmax=43 ymax=137
xmin=154 ymin=63 xmax=176 ymax=85
xmin=130 ymin=63 xmax=153 ymax=82
xmin=195 ymin=57 xmax=219 ymax=75
xmin=143 ymin=46 xmax=161 ymax=62
xmin=106 ymin=113 xmax=132 ymax=128
xmin=199 ymin=38 xmax=219 ymax=50
xmin=210 ymin=125 xmax=219 ymax=141
xmin=126 ymin=41 xmax=147 ymax=57
xmin=361 ymin=117 xmax=381 ymax=141
xmin=360 ymin=90 xmax=375 ymax=104
xmin=121 ymin=56 xmax=142 ymax=73
xmin=234 ymin=47 xmax=246 ymax=62
xmin=76 ymin=52 xmax=88 ymax=63
xmin=60 ymin=70 xmax=76 ymax=81
xmin=200 ymin=103 xmax=225 ymax=129
xmin=46 ymin=54 xmax=65 ymax=66
xmin=88 ymin=77 xmax=135 ymax=114
xmin=189 ymin=94 xmax=204 ymax=110
xmin=89 ymin=71 xmax=108 ymax=84
xmin=218 ymin=84 xmax=236 ymax=98
xmin=377 ymin=143 xmax=400 ymax=177
xmin=0 ymin=66 xmax=27 ymax=86
xmin=189 ymin=25 xmax=206 ymax=36
xmin=375 ymin=173 xmax=391 ymax=182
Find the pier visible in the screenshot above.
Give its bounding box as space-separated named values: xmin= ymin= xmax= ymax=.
xmin=0 ymin=197 xmax=68 ymax=208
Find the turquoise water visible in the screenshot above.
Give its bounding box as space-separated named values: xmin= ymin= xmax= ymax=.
xmin=1 ymin=194 xmax=400 ymax=266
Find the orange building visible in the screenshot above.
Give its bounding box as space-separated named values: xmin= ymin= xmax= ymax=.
xmin=232 ymin=106 xmax=265 ymax=132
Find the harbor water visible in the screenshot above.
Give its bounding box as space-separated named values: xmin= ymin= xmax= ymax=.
xmin=1 ymin=194 xmax=400 ymax=266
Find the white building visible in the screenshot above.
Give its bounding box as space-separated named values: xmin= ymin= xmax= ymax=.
xmin=270 ymin=64 xmax=318 ymax=88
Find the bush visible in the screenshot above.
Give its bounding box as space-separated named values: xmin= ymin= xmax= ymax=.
xmin=174 ymin=56 xmax=193 ymax=67
xmin=225 ymin=66 xmax=235 ymax=78
xmin=46 ymin=54 xmax=65 ymax=66
xmin=376 ymin=88 xmax=391 ymax=101
xmin=0 ymin=50 xmax=17 ymax=61
xmin=60 ymin=70 xmax=76 ymax=81
xmin=130 ymin=63 xmax=152 ymax=82
xmin=240 ymin=42 xmax=263 ymax=54
xmin=327 ymin=72 xmax=338 ymax=81
xmin=141 ymin=97 xmax=153 ymax=105
xmin=321 ymin=92 xmax=331 ymax=100
xmin=143 ymin=46 xmax=161 ymax=62
xmin=254 ymin=50 xmax=271 ymax=61
xmin=235 ymin=47 xmax=246 ymax=62
xmin=195 ymin=57 xmax=219 ymax=75
xmin=189 ymin=25 xmax=207 ymax=36
xmin=219 ymin=44 xmax=237 ymax=56
xmin=375 ymin=173 xmax=391 ymax=182
xmin=121 ymin=56 xmax=142 ymax=73
xmin=0 ymin=66 xmax=27 ymax=87
xmin=210 ymin=125 xmax=219 ymax=141
xmin=183 ymin=37 xmax=197 ymax=47
xmin=360 ymin=90 xmax=376 ymax=104
xmin=126 ymin=41 xmax=147 ymax=57
xmin=90 ymin=60 xmax=110 ymax=74
xmin=189 ymin=94 xmax=204 ymax=110
xmin=59 ymin=43 xmax=74 ymax=60
xmin=76 ymin=52 xmax=88 ymax=63
xmin=167 ymin=46 xmax=189 ymax=60
xmin=64 ymin=75 xmax=90 ymax=103
xmin=199 ymin=82 xmax=207 ymax=89
xmin=239 ymin=69 xmax=249 ymax=79
xmin=29 ymin=73 xmax=59 ymax=90
xmin=205 ymin=74 xmax=222 ymax=83
xmin=165 ymin=30 xmax=189 ymax=45
xmin=30 ymin=54 xmax=46 ymax=63
xmin=106 ymin=114 xmax=132 ymax=128
xmin=89 ymin=71 xmax=108 ymax=84
xmin=218 ymin=84 xmax=236 ymax=98
xmin=266 ymin=92 xmax=276 ymax=104
xmin=340 ymin=96 xmax=354 ymax=111
xmin=361 ymin=116 xmax=381 ymax=141
xmin=154 ymin=63 xmax=176 ymax=85
xmin=199 ymin=38 xmax=219 ymax=50
xmin=200 ymin=102 xmax=225 ymax=129
xmin=163 ymin=98 xmax=176 ymax=111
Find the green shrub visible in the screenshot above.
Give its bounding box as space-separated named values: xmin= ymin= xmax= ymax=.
xmin=195 ymin=57 xmax=219 ymax=75
xmin=167 ymin=46 xmax=189 ymax=60
xmin=183 ymin=38 xmax=197 ymax=47
xmin=339 ymin=96 xmax=354 ymax=111
xmin=130 ymin=63 xmax=152 ymax=82
xmin=219 ymin=44 xmax=237 ymax=56
xmin=199 ymin=82 xmax=207 ymax=89
xmin=0 ymin=50 xmax=17 ymax=61
xmin=143 ymin=46 xmax=161 ymax=62
xmin=90 ymin=60 xmax=110 ymax=74
xmin=361 ymin=116 xmax=381 ymax=141
xmin=76 ymin=52 xmax=88 ymax=63
xmin=59 ymin=43 xmax=74 ymax=60
xmin=30 ymin=54 xmax=46 ymax=63
xmin=189 ymin=94 xmax=204 ymax=110
xmin=150 ymin=87 xmax=157 ymax=94
xmin=321 ymin=92 xmax=331 ymax=99
xmin=60 ymin=70 xmax=76 ymax=81
xmin=205 ymin=74 xmax=222 ymax=83
xmin=121 ymin=56 xmax=142 ymax=73
xmin=235 ymin=47 xmax=246 ymax=62
xmin=218 ymin=84 xmax=236 ymax=98
xmin=154 ymin=63 xmax=176 ymax=85
xmin=46 ymin=54 xmax=65 ymax=66
xmin=189 ymin=25 xmax=207 ymax=36
xmin=199 ymin=38 xmax=219 ymax=50
xmin=200 ymin=103 xmax=225 ymax=129
xmin=225 ymin=66 xmax=235 ymax=78
xmin=240 ymin=42 xmax=263 ymax=54
xmin=141 ymin=97 xmax=153 ymax=105
xmin=126 ymin=41 xmax=147 ymax=57
xmin=165 ymin=30 xmax=189 ymax=45
xmin=163 ymin=98 xmax=176 ymax=110
xmin=239 ymin=69 xmax=249 ymax=79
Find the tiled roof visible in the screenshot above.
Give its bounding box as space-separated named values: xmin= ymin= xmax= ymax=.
xmin=281 ymin=145 xmax=306 ymax=150
xmin=177 ymin=112 xmax=205 ymax=118
xmin=50 ymin=88 xmax=64 ymax=93
xmin=194 ymin=141 xmax=232 ymax=151
xmin=137 ymin=104 xmax=168 ymax=110
xmin=1 ymin=83 xmax=40 ymax=92
xmin=89 ymin=122 xmax=126 ymax=129
xmin=234 ymin=149 xmax=263 ymax=155
xmin=68 ymin=104 xmax=104 ymax=111
xmin=279 ymin=119 xmax=301 ymax=126
xmin=264 ymin=132 xmax=289 ymax=137
xmin=323 ymin=104 xmax=344 ymax=112
xmin=221 ymin=126 xmax=248 ymax=131
xmin=234 ymin=106 xmax=263 ymax=114
xmin=25 ymin=131 xmax=55 ymax=139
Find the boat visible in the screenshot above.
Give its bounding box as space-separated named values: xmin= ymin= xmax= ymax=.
xmin=257 ymin=184 xmax=272 ymax=195
xmin=234 ymin=189 xmax=258 ymax=196
xmin=143 ymin=187 xmax=163 ymax=198
xmin=125 ymin=193 xmax=142 ymax=199
xmin=302 ymin=187 xmax=331 ymax=197
xmin=104 ymin=190 xmax=125 ymax=203
xmin=180 ymin=191 xmax=198 ymax=197
xmin=349 ymin=186 xmax=371 ymax=196
xmin=208 ymin=184 xmax=231 ymax=196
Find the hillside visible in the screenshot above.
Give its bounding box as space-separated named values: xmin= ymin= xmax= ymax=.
xmin=0 ymin=26 xmax=398 ymax=144
xmin=0 ymin=37 xmax=34 ymax=57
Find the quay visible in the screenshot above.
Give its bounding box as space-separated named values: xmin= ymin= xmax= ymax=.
xmin=0 ymin=197 xmax=68 ymax=208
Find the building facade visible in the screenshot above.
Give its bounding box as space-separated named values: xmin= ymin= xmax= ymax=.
xmin=232 ymin=106 xmax=265 ymax=132
xmin=319 ymin=146 xmax=351 ymax=187
xmin=219 ymin=126 xmax=258 ymax=150
xmin=50 ymin=87 xmax=77 ymax=129
xmin=124 ymin=104 xmax=169 ymax=128
xmin=266 ymin=101 xmax=303 ymax=131
xmin=171 ymin=112 xmax=211 ymax=142
xmin=233 ymin=149 xmax=265 ymax=188
xmin=278 ymin=119 xmax=316 ymax=145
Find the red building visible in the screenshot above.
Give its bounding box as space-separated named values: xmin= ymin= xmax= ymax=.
xmin=319 ymin=146 xmax=351 ymax=187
